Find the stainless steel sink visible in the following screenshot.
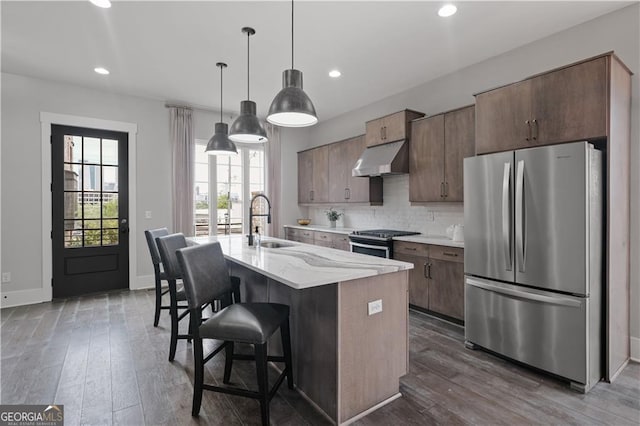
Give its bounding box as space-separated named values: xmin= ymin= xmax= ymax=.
xmin=259 ymin=241 xmax=294 ymax=249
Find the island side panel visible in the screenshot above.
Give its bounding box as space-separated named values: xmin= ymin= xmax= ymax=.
xmin=337 ymin=270 xmax=409 ymax=423
xmin=269 ymin=280 xmax=338 ymax=421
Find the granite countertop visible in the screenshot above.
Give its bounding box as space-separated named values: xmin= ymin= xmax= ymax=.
xmin=284 ymin=224 xmax=357 ymax=235
xmin=392 ymin=235 xmax=465 ymax=248
xmin=189 ymin=235 xmax=413 ymax=290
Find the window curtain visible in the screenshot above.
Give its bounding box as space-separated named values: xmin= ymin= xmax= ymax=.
xmin=169 ymin=107 xmax=194 ymax=236
xmin=265 ymin=123 xmax=281 ymax=237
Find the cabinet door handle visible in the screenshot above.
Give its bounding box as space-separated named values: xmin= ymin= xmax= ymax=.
xmin=310 ymin=190 xmax=314 ymax=201
xmin=443 ymin=252 xmax=459 ymax=257
xmin=405 ymin=247 xmax=417 ymax=251
xmin=383 ymin=126 xmax=387 ymax=140
xmin=380 ymin=126 xmax=384 ymax=140
xmin=345 ymin=188 xmax=350 ymax=200
xmin=445 ymin=182 xmax=449 ymax=197
xmin=427 ymin=263 xmax=432 ymax=279
xmin=440 ymin=182 xmax=445 ymax=198
xmin=423 ymin=262 xmax=429 ymax=278
xmin=532 ymin=119 xmax=538 ymax=141
xmin=525 ymin=120 xmax=531 ymax=141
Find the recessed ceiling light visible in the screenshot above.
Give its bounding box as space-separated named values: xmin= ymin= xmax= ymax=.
xmin=438 ymin=4 xmax=457 ymax=17
xmin=94 ymin=67 xmax=110 ymax=75
xmin=90 ymin=0 xmax=112 ymax=8
xmin=329 ymin=70 xmax=342 ymax=78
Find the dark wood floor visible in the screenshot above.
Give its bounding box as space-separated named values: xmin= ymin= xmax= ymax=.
xmin=1 ymin=289 xmax=638 ymax=425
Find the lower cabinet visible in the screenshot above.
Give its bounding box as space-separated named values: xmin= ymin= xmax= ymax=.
xmin=394 ymin=241 xmax=464 ymax=322
xmin=284 ymin=228 xmax=350 ymax=251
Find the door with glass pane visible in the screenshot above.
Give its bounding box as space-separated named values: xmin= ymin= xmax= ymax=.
xmin=51 ymin=124 xmax=129 ymax=298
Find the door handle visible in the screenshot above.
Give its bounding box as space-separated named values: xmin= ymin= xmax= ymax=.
xmin=427 ymin=263 xmax=432 ymax=279
xmin=310 ymin=190 xmax=314 ymax=201
xmin=440 ymin=182 xmax=445 ymax=198
xmin=532 ymin=119 xmax=538 ymax=141
xmin=120 ymin=218 xmax=129 ymax=234
xmin=445 ymin=182 xmax=449 ymax=197
xmin=423 ymin=262 xmax=428 ymax=278
xmin=442 ymin=252 xmax=458 ymax=257
xmin=525 ymin=120 xmax=531 ymax=141
xmin=515 ymin=160 xmax=526 ymax=272
xmin=502 ymin=162 xmax=512 ymax=271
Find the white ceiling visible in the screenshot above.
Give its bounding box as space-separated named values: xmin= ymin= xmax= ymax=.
xmin=1 ymin=1 xmax=631 ymax=122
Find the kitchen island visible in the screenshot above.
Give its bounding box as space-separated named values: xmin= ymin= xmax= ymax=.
xmin=191 ymin=235 xmax=412 ymax=425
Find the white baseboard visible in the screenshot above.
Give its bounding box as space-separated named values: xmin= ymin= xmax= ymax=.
xmin=133 ymin=274 xmax=155 ymax=291
xmin=631 ymin=336 xmax=640 ymax=362
xmin=0 ymin=288 xmax=44 ymax=309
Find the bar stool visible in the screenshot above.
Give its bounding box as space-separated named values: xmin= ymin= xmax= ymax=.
xmin=144 ymin=228 xmax=179 ymax=327
xmin=155 ymin=233 xmax=193 ymax=362
xmin=176 ymin=242 xmax=293 ymax=425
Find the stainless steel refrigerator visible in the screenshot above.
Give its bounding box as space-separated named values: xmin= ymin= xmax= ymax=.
xmin=463 ymin=141 xmax=602 ymax=392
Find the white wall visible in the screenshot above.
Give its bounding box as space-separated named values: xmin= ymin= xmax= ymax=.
xmin=302 ymin=5 xmax=640 ymax=347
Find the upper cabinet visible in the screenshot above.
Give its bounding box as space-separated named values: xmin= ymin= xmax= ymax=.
xmin=410 ymin=105 xmax=475 ymax=202
xmin=476 ymin=56 xmax=608 ymax=154
xmin=365 ymin=110 xmax=424 ymax=147
xmin=300 ymin=136 xmax=382 ymax=205
xmin=298 ymin=145 xmax=329 ymax=204
xmin=328 ymin=135 xmax=382 ymax=204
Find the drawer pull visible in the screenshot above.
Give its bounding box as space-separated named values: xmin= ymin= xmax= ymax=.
xmin=405 ymin=247 xmax=417 ymax=251
xmin=443 ymin=252 xmax=459 ymax=257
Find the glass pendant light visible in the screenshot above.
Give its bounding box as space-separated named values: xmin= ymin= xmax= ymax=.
xmin=206 ymin=62 xmax=238 ymax=155
xmin=229 ymin=27 xmax=268 ymax=143
xmin=267 ymin=0 xmax=318 ymax=127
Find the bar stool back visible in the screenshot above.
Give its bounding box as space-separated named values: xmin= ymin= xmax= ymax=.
xmin=144 ymin=227 xmax=170 ymax=326
xmin=176 ymin=242 xmax=293 ymax=425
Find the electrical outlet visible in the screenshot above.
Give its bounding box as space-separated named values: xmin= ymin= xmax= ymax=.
xmin=368 ymin=299 xmax=382 ymax=316
xmin=145 ymin=210 xmax=152 ymax=219
xmin=2 ymin=273 xmax=11 ymax=283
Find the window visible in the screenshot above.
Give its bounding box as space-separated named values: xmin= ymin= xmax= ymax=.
xmin=194 ymin=141 xmax=266 ymax=236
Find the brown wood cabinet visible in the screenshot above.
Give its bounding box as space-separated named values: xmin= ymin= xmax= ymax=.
xmin=298 ymin=145 xmax=329 ymax=204
xmin=365 ymin=110 xmax=424 ymax=147
xmin=410 ymin=105 xmax=475 ymax=202
xmin=328 ymin=135 xmax=382 ymax=204
xmin=474 ymin=52 xmax=632 ymax=382
xmin=394 ymin=241 xmax=464 ymax=322
xmin=476 ymin=56 xmax=608 ymax=154
xmin=284 ymin=227 xmax=351 ymax=251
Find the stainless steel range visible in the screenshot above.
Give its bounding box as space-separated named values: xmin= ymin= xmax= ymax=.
xmin=349 ymin=229 xmax=420 ymax=258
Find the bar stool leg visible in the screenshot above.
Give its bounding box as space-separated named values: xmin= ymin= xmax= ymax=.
xmin=192 ymin=335 xmax=204 ymax=416
xmin=280 ymin=319 xmax=294 ymax=389
xmin=255 ymin=343 xmax=269 ymax=426
xmin=153 ymin=272 xmax=162 ymax=327
xmin=168 ymin=280 xmax=179 ymax=361
xmin=223 ymin=341 xmax=234 ymax=384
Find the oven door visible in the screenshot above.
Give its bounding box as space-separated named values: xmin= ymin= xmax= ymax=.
xmin=349 ymin=241 xmax=390 ymax=258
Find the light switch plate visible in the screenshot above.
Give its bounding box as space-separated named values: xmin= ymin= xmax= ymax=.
xmin=368 ymin=299 xmax=382 ymax=316
xmin=145 ymin=211 xmax=152 ymax=219
xmin=2 ymin=273 xmax=11 ymax=283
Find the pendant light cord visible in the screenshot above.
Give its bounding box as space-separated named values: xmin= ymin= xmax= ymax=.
xmin=291 ymin=0 xmax=294 ymax=69
xmin=220 ymin=65 xmax=223 ymax=122
xmin=247 ymin=30 xmax=250 ymax=99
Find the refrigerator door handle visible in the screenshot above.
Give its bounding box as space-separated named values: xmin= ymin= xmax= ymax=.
xmin=502 ymin=162 xmax=512 ymax=271
xmin=466 ymin=278 xmax=582 ymax=308
xmin=515 ymin=159 xmax=526 ymax=272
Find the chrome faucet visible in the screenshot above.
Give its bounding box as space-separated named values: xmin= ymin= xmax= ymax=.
xmin=248 ymin=193 xmax=272 ymax=246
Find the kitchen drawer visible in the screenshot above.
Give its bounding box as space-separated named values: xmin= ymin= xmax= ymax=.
xmin=333 ymin=234 xmax=350 ymax=251
xmin=299 ymin=229 xmax=315 ymax=240
xmin=314 ymin=231 xmax=335 ymax=244
xmin=394 ymin=241 xmax=429 ymax=257
xmin=428 ymin=245 xmax=464 ymax=263
xmin=285 ymin=228 xmax=300 ymax=238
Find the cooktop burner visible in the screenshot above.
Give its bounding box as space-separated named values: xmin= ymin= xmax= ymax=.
xmin=351 ymin=229 xmax=421 ymax=239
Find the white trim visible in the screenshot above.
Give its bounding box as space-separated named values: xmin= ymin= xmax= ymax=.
xmin=0 ymin=288 xmax=45 ymax=309
xmin=40 ymin=112 xmax=138 ymax=300
xmin=631 ymin=336 xmax=640 ymax=362
xmin=133 ymin=274 xmax=156 ymax=291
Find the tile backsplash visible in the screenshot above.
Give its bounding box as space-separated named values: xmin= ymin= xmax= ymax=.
xmin=308 ymin=175 xmax=464 ymax=236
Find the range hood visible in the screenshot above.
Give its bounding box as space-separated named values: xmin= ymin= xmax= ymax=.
xmin=352 ymin=140 xmax=409 ymax=177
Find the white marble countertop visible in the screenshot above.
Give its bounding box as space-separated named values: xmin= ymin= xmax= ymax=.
xmin=284 ymin=224 xmax=357 ymax=235
xmin=393 ymin=235 xmax=465 ymax=248
xmin=189 ymin=235 xmax=413 ymax=290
